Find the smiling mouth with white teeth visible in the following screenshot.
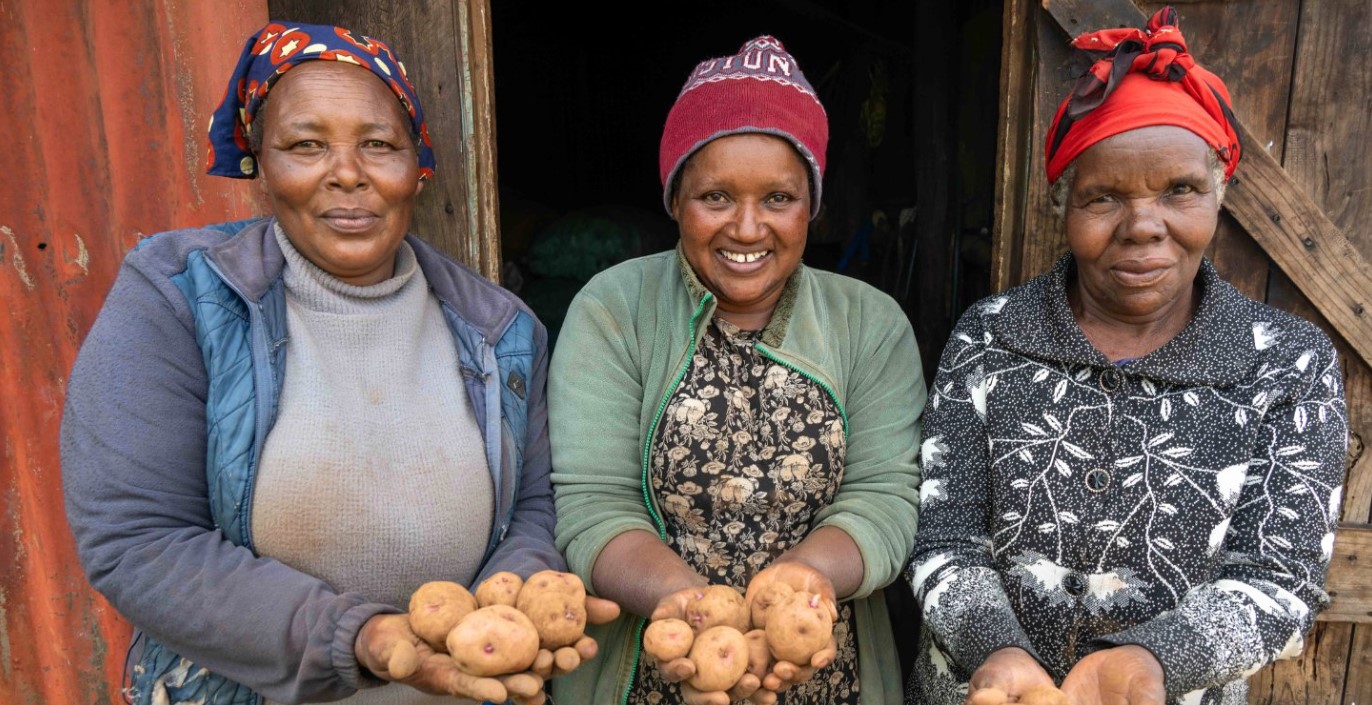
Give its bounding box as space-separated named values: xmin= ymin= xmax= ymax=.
xmin=720 ymin=250 xmax=771 ymax=264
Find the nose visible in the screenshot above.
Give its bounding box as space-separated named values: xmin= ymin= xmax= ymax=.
xmin=1118 ymin=197 xmax=1166 ymax=243
xmin=732 ymin=201 xmax=767 ymax=243
xmin=326 ymin=146 xmax=368 ymax=191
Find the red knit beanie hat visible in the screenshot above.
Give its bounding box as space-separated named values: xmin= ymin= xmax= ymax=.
xmin=660 ymin=36 xmax=829 ymax=220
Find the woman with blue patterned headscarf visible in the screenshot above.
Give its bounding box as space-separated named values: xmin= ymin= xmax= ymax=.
xmin=62 ymin=21 xmax=614 ymax=705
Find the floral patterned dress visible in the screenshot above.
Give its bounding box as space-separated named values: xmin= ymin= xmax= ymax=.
xmin=627 ymin=316 xmax=861 ymax=705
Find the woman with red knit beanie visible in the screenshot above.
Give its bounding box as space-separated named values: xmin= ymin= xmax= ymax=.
xmin=549 ymin=36 xmax=924 ymax=705
xmin=906 ymin=7 xmax=1345 ymax=705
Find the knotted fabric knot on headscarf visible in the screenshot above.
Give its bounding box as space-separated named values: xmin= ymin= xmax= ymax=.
xmin=206 ymin=21 xmax=436 ymax=181
xmin=1045 ymin=6 xmax=1240 ymax=184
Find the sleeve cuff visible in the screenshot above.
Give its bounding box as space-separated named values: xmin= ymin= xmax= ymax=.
xmin=332 ymin=602 xmax=405 ymax=691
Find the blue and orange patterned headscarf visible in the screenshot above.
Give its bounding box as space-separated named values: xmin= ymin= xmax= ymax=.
xmin=207 ymin=21 xmax=436 ymax=180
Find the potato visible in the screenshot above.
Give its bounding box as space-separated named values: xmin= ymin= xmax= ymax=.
xmin=446 ymin=605 xmax=540 ymax=676
xmin=408 ymin=581 xmax=478 ymax=651
xmin=1020 ymin=686 xmax=1070 ymax=705
xmin=748 ymin=582 xmax=794 ymax=629
xmin=475 ymin=571 xmax=525 ymax=608
xmin=686 ymin=626 xmax=750 ymax=692
xmin=520 ymin=570 xmax=586 ymax=601
xmin=742 ymin=629 xmax=771 ymax=685
xmin=684 ymin=585 xmax=750 ymax=633
xmin=517 ymin=571 xmax=589 ymax=649
xmin=643 ymin=618 xmax=695 ymax=662
xmin=763 ymin=590 xmax=833 ymax=665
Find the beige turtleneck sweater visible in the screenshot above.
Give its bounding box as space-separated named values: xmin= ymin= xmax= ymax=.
xmin=255 ymin=226 xmax=492 ymax=705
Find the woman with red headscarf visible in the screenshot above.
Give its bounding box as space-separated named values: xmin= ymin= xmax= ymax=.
xmin=905 ymin=7 xmax=1346 ymax=705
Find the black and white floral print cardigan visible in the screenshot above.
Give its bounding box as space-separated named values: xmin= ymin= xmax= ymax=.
xmin=906 ymin=254 xmax=1347 ymax=705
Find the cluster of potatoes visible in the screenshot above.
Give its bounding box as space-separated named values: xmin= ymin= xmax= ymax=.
xmin=388 ymin=570 xmax=593 ymax=701
xmin=642 ymin=583 xmax=834 ymax=694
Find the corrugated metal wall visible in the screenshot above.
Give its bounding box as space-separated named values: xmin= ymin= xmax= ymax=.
xmin=0 ymin=1 xmax=267 ymax=702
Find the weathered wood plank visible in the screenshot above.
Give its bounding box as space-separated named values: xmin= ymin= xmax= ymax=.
xmin=1041 ymin=0 xmax=1372 ymax=371
xmin=1344 ymin=625 xmax=1372 ymax=705
xmin=990 ymin=0 xmax=1036 ymax=290
xmin=1245 ymin=621 xmax=1352 ymax=705
xmin=1283 ymin=0 xmax=1372 ymax=246
xmin=453 ymin=0 xmax=501 ymax=282
xmin=1320 ymin=525 xmax=1372 ymax=623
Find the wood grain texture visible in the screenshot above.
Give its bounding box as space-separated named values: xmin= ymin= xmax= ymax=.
xmin=990 ymin=0 xmax=1035 ymax=290
xmin=1321 ymin=525 xmax=1372 ymax=623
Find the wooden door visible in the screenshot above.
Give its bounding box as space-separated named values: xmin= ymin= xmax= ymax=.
xmin=993 ymin=1 xmax=1372 ymax=703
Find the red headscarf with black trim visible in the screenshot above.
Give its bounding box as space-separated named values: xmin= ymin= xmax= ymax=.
xmin=1045 ymin=6 xmax=1241 ymax=184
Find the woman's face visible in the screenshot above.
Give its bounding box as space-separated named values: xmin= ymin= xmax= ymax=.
xmin=672 ymin=133 xmax=810 ymax=329
xmin=256 ymin=61 xmax=423 ymax=286
xmin=1064 ymin=125 xmax=1220 ymax=322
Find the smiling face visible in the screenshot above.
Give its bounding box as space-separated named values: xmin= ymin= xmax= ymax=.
xmin=1064 ymin=125 xmax=1220 ymax=326
xmin=672 ymin=133 xmax=810 ymax=329
xmin=256 ymin=61 xmax=423 ymax=286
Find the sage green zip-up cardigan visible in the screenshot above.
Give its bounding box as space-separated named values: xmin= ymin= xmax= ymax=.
xmin=548 ymin=247 xmax=925 ymax=705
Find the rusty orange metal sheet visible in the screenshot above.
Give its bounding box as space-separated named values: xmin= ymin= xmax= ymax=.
xmin=0 ymin=1 xmax=268 ymax=702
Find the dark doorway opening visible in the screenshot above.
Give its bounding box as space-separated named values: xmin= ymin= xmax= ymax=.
xmin=491 ymin=2 xmax=1001 ymax=675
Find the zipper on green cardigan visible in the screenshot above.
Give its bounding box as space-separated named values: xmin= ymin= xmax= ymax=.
xmin=621 ymin=292 xmax=712 ymax=705
xmin=756 ymin=346 xmax=850 ymax=435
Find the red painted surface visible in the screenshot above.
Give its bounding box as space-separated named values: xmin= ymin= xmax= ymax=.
xmin=0 ymin=1 xmax=268 ymax=702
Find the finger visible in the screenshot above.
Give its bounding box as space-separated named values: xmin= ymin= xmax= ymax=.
xmin=512 ymin=691 xmax=549 ymax=705
xmin=499 ymin=672 xmax=544 ymax=699
xmin=771 ymin=660 xmax=801 ymax=682
xmin=658 ymin=656 xmax=696 ymax=683
xmin=552 ymin=646 xmax=581 ymax=675
xmin=574 ymin=635 xmax=599 ymax=663
xmin=809 ymin=638 xmax=838 ymax=671
xmin=761 ymin=673 xmax=784 ymax=691
xmin=385 ymin=640 xmax=421 ymax=680
xmin=791 ymin=665 xmax=816 ymax=685
xmin=438 ymin=670 xmax=507 ymax=703
xmin=968 ymin=687 xmax=1009 ymax=705
xmin=585 ymin=596 xmax=621 ymax=624
xmin=530 ymin=649 xmax=555 ymax=680
xmin=680 ymin=682 xmax=731 ymax=705
xmin=727 ymin=673 xmax=761 ymax=700
xmin=749 ymin=687 xmax=779 ymax=705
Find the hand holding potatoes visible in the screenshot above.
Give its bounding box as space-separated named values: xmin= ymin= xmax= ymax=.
xmin=644 ymin=585 xmax=764 ymax=705
xmin=745 ymin=562 xmax=839 ymax=694
xmin=363 ymin=571 xmax=619 ymax=705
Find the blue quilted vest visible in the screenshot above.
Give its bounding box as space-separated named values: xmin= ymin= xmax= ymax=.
xmin=125 ymin=218 xmax=536 ymax=705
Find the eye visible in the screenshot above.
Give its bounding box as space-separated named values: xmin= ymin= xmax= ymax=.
xmin=701 ymin=191 xmax=728 ymax=204
xmin=362 ymin=139 xmax=394 ymax=149
xmin=765 ymin=192 xmax=796 ymax=205
xmin=290 ymin=139 xmax=324 ymax=151
xmin=1168 ymin=183 xmax=1197 ymax=197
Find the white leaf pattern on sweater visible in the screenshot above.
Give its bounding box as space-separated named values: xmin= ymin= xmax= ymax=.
xmin=906 ymin=256 xmax=1347 ymax=705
